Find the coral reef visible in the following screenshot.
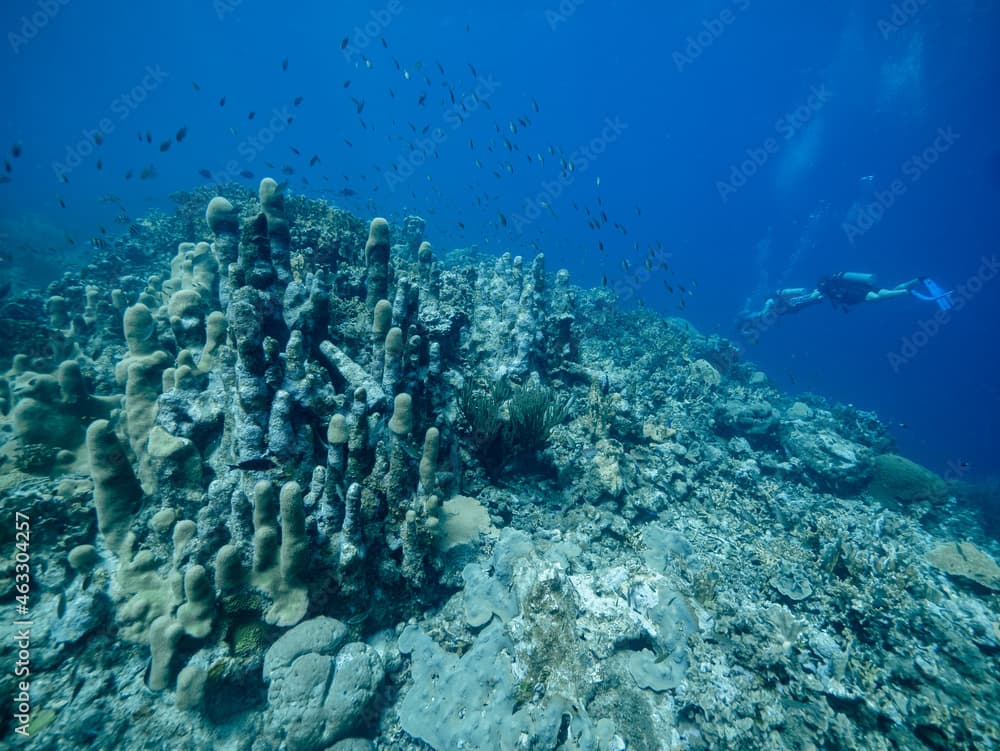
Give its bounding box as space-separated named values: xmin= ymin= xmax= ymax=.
xmin=0 ymin=182 xmax=997 ymax=751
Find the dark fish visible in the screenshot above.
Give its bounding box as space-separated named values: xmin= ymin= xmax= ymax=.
xmin=248 ymin=111 xmax=256 ymax=120
xmin=343 ymin=138 xmax=353 ymax=148
xmin=128 ymin=223 xmax=141 ymax=236
xmin=176 ymin=126 xmax=187 ymax=142
xmin=239 ymin=170 xmax=254 ymax=179
xmin=94 ymin=132 xmax=104 ymax=146
xmin=418 ymin=92 xmax=427 ymax=106
xmin=294 ymin=96 xmax=303 ymax=106
xmin=468 ymin=62 xmax=478 ymax=78
xmin=139 ymin=165 xmax=158 ymax=179
xmin=159 ymin=140 xmax=171 ymax=152
xmin=191 ymin=81 xmax=200 ymax=91
xmin=198 ymin=168 xmax=212 ymax=179
xmin=602 ymin=273 xmax=608 ymax=287
xmin=228 ymin=457 xmax=277 ymax=471
xmin=145 ymin=131 xmax=152 ymax=143
xmin=90 ymin=237 xmax=107 ymax=249
xmin=380 ymin=37 xmax=388 ymax=48
xmin=281 ymin=165 xmax=295 ymax=175
xmin=289 ymin=146 xmax=301 ymax=155
xmin=57 ymin=197 xmax=66 ymax=208
xmin=309 ymin=154 xmax=321 ymax=166
xmin=531 ymin=97 xmax=540 ymax=112
xmin=282 ymin=57 xmax=289 ymax=71
xmin=219 ymin=96 xmax=226 ymax=107
xmin=124 ymin=168 xmax=133 ymax=180
xmin=340 ymin=37 xmax=349 ymax=49
xmin=115 ymin=213 xmax=130 ymax=223
xmin=601 ymin=373 xmax=610 ymax=396
xmin=340 ymin=188 xmax=357 ymax=197
xmin=11 ymin=143 xmax=22 ymax=158
xmin=498 ymin=211 xmax=507 ymax=227
xmin=286 ymin=115 xmax=294 ymax=124
xmin=343 ymin=80 xmax=351 ymax=88
xmin=352 ymin=96 xmax=365 ymax=114
xmin=457 ymin=221 xmax=465 ymax=229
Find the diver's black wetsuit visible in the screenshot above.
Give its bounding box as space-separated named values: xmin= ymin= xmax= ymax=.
xmin=817 ymin=273 xmax=877 ymax=311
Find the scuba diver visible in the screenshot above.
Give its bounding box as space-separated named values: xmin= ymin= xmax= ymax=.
xmin=738 ymin=274 xmax=952 ymax=339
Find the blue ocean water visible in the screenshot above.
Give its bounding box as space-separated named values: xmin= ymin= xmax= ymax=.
xmin=2 ymin=0 xmax=997 ymax=484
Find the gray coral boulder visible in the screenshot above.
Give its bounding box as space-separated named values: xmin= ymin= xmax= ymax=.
xmin=713 ymin=399 xmax=780 ymax=446
xmin=781 ymin=424 xmax=874 ymax=493
xmin=263 ymin=617 xmax=383 ymax=751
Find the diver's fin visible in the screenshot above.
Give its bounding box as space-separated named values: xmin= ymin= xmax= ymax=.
xmin=910 ymin=278 xmax=954 ymax=311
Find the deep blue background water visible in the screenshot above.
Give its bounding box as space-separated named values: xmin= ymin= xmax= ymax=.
xmin=2 ymin=0 xmax=997 ymax=483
